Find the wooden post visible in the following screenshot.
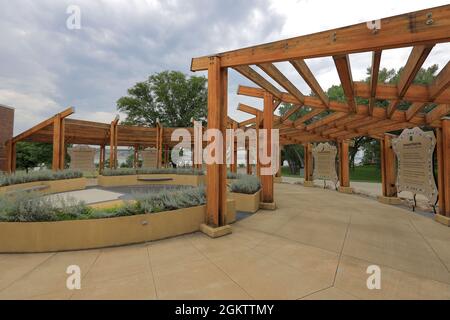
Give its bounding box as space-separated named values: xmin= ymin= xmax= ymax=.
xmin=114 ymin=124 xmax=118 ymax=169
xmin=59 ymin=119 xmax=65 ymax=170
xmin=245 ymin=137 xmax=251 ymax=175
xmin=133 ymin=145 xmax=139 ymax=168
xmin=379 ymin=134 xmax=398 ymax=200
xmin=109 ymin=124 xmax=115 ymax=169
xmin=303 ymin=143 xmax=313 ymax=186
xmin=165 ymin=144 xmax=169 ymax=168
xmin=231 ymin=122 xmax=238 ymax=173
xmin=338 ymin=140 xmax=352 ymax=193
xmin=437 ymin=118 xmax=450 ymax=218
xmin=275 ymin=146 xmax=282 ymax=178
xmin=256 ymin=112 xmax=261 ymax=177
xmin=206 ymin=57 xmax=228 ymax=227
xmin=99 ymin=145 xmax=105 ymax=173
xmin=261 ymin=92 xmax=274 ymax=204
xmin=52 ymin=115 xmax=62 ymax=171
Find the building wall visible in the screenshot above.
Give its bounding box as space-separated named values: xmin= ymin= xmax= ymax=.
xmin=0 ymin=105 xmax=14 ymax=172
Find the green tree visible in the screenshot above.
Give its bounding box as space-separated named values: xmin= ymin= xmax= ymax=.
xmin=16 ymin=142 xmax=53 ymax=172
xmin=117 ymin=71 xmax=208 ymax=127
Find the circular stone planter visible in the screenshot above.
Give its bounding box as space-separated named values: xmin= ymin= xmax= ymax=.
xmin=0 ymin=199 xmax=236 ymax=253
xmin=0 ymin=178 xmax=87 ymax=196
xmin=98 ymin=174 xmax=205 ymax=187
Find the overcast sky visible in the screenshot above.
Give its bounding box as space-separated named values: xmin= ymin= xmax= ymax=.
xmin=1 ymin=0 xmax=449 ymax=135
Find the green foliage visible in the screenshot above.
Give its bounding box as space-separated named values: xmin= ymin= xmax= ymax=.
xmin=101 ymin=168 xmax=204 ymax=176
xmin=0 ymin=192 xmax=92 ymax=222
xmin=230 ymin=175 xmax=261 ymax=195
xmin=0 ymin=170 xmax=83 ymax=187
xmin=227 ymin=171 xmax=243 ymax=179
xmin=117 ymin=71 xmax=208 ymax=127
xmin=15 ymin=142 xmax=53 ymax=172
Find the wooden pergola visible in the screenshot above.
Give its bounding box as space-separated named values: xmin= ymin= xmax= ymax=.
xmin=5 ymin=107 xmax=241 ymax=173
xmin=191 ymin=5 xmax=450 ymax=227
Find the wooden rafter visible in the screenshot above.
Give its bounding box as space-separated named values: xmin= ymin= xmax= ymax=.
xmin=369 ymin=50 xmax=382 ymax=115
xmin=257 ymin=63 xmax=305 ymax=104
xmin=429 ymin=62 xmax=450 ymax=100
xmin=333 ymin=54 xmax=356 ymax=112
xmin=191 ymin=5 xmax=450 ymax=71
xmin=387 ymin=45 xmax=434 ymax=117
xmin=233 ymin=65 xmax=282 ymax=99
xmin=290 ymin=59 xmax=329 ymax=106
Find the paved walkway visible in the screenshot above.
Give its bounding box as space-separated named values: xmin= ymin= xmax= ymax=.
xmin=1 ymin=183 xmax=450 ymax=300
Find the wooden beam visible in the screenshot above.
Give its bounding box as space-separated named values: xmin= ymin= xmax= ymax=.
xmin=261 ymin=92 xmax=274 ymax=203
xmin=290 ymin=59 xmax=329 ymax=106
xmin=437 ymin=121 xmax=450 ymax=217
xmin=303 ymin=143 xmax=313 ymax=182
xmin=353 ymin=81 xmax=450 ymax=104
xmin=405 ymin=102 xmax=427 ymax=121
xmin=426 ymin=104 xmax=450 ymax=123
xmin=206 ymin=57 xmax=227 ymax=227
xmin=52 ymin=115 xmax=62 ymax=171
xmin=380 ymin=135 xmax=398 ymax=197
xmin=306 ymin=112 xmax=347 ymax=131
xmin=258 ymin=63 xmax=305 ymax=104
xmin=293 ymin=109 xmax=323 ymax=128
xmin=233 ymin=65 xmax=282 ymax=99
xmin=191 ymin=5 xmax=450 ymax=71
xmin=369 ymin=50 xmax=382 ymax=115
xmin=238 ymin=103 xmax=262 ymax=116
xmin=338 ymin=140 xmax=350 ymax=188
xmin=281 ymin=105 xmax=303 ymax=123
xmin=388 ymin=45 xmax=434 ymax=117
xmin=333 ymin=54 xmax=356 ymax=112
xmin=430 ymin=62 xmax=450 ymax=100
xmin=13 ymin=107 xmax=74 ymax=143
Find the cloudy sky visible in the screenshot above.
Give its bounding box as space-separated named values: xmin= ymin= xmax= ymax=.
xmin=1 ymin=0 xmax=449 ymax=135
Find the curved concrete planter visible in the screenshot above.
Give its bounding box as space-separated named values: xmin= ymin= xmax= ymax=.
xmin=229 ymin=190 xmax=261 ymax=213
xmin=98 ymin=174 xmax=205 ymax=187
xmin=0 ymin=178 xmax=86 ymax=196
xmin=0 ymin=199 xmax=236 ymax=253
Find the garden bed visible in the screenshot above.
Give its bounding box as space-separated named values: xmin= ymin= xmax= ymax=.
xmin=98 ymin=174 xmax=205 ymax=187
xmin=0 ymin=199 xmax=236 ymax=253
xmin=0 ymin=178 xmax=86 ymax=196
xmin=229 ymin=190 xmax=261 ymax=213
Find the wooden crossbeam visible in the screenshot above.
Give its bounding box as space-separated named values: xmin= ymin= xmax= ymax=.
xmin=306 ymin=112 xmax=347 ymax=131
xmin=281 ymin=105 xmax=303 ymax=123
xmin=290 ymin=59 xmax=329 ymax=106
xmin=293 ymin=109 xmax=323 ymax=128
xmin=333 ymin=54 xmax=356 ymax=112
xmin=405 ymin=102 xmax=427 ymax=121
xmin=238 ymin=103 xmax=262 ymax=116
xmin=13 ymin=107 xmax=74 ymax=143
xmin=426 ymin=104 xmax=450 ymax=123
xmin=429 ymin=62 xmax=450 ymax=100
xmin=387 ymin=45 xmax=434 ymax=117
xmin=353 ymin=82 xmax=450 ymax=104
xmin=233 ymin=65 xmax=282 ymax=99
xmin=191 ymin=5 xmax=450 ymax=71
xmin=369 ymin=50 xmax=382 ymax=115
xmin=258 ymin=63 xmax=305 ymax=103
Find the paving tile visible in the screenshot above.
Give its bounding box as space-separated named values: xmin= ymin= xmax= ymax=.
xmin=0 ymin=250 xmax=99 ymax=299
xmin=335 ymin=255 xmax=450 ymax=300
xmin=211 ymin=249 xmax=334 ymax=300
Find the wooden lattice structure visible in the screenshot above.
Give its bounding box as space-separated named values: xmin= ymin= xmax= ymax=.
xmin=191 ymin=5 xmax=450 ymax=226
xmin=4 ymin=107 xmax=241 ymax=173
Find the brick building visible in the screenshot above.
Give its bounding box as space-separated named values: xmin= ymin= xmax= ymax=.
xmin=0 ymin=105 xmax=14 ymax=172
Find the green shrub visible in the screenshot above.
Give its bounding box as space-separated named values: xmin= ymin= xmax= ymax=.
xmin=0 ymin=186 xmax=206 ymax=222
xmin=0 ymin=170 xmax=83 ymax=187
xmin=0 ymin=192 xmax=92 ymax=222
xmin=227 ymin=171 xmax=243 ymax=179
xmin=101 ymin=168 xmax=204 ymax=177
xmin=229 ymin=175 xmax=261 ymax=194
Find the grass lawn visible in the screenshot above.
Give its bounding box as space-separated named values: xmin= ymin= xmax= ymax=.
xmin=349 ymin=165 xmax=381 ymax=183
xmin=282 ymin=165 xmax=382 ymax=183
